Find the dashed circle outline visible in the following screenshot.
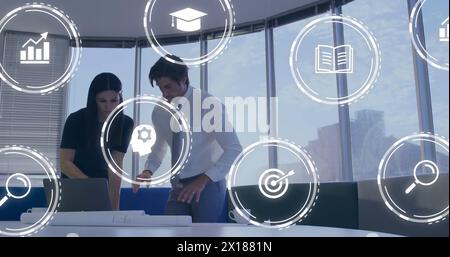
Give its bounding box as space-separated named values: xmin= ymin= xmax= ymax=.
xmin=0 ymin=3 xmax=82 ymax=94
xmin=227 ymin=138 xmax=320 ymax=229
xmin=0 ymin=145 xmax=61 ymax=237
xmin=409 ymin=0 xmax=449 ymax=71
xmin=143 ymin=0 xmax=235 ymax=66
xmin=100 ymin=95 xmax=193 ymax=186
xmin=289 ymin=15 xmax=381 ymax=105
xmin=377 ymin=133 xmax=449 ymax=224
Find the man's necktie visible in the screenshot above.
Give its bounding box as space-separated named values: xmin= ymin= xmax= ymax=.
xmin=171 ymin=104 xmax=182 ymax=168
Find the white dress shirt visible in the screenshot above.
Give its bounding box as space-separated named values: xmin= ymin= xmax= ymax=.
xmin=144 ymin=86 xmax=243 ymax=182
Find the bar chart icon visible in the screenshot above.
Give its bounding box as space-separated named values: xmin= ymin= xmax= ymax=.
xmin=20 ymin=32 xmax=50 ymax=64
xmin=439 ymin=17 xmax=449 ymax=42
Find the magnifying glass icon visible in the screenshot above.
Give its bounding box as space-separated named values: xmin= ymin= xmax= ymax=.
xmin=0 ymin=173 xmax=32 ymax=207
xmin=405 ymin=160 xmax=440 ymax=194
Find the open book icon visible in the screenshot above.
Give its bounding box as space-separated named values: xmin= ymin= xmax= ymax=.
xmin=315 ymin=44 xmax=354 ymax=74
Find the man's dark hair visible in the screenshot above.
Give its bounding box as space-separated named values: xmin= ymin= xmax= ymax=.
xmin=149 ymin=55 xmax=190 ymax=87
xmin=85 ymin=72 xmax=124 ymax=148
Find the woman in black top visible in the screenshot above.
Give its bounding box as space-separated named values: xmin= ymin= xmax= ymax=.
xmin=60 ymin=73 xmax=134 ymax=210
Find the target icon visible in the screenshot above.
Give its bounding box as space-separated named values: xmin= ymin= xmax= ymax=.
xmin=258 ymin=169 xmax=295 ymax=199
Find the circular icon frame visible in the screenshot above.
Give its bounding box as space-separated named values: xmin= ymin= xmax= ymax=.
xmin=377 ymin=133 xmax=449 ymax=223
xmin=227 ymin=138 xmax=320 ymax=229
xmin=0 ymin=146 xmax=60 ymax=237
xmin=0 ymin=3 xmax=82 ymax=94
xmin=143 ymin=0 xmax=235 ymax=66
xmin=409 ymin=0 xmax=449 ymax=71
xmin=290 ymin=15 xmax=381 ymax=105
xmin=100 ymin=95 xmax=192 ymax=186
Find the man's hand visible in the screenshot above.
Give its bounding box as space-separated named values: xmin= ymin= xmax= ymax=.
xmin=132 ymin=170 xmax=153 ymax=193
xmin=178 ymin=174 xmax=212 ymax=204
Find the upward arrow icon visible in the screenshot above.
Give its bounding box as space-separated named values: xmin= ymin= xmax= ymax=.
xmin=22 ymin=32 xmax=48 ymax=48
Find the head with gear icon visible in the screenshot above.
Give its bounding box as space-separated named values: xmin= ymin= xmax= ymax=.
xmin=130 ymin=124 xmax=157 ymax=156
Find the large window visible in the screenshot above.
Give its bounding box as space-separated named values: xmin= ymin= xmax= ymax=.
xmin=430 ymin=70 xmax=449 ymax=138
xmin=342 ymin=0 xmax=421 ymax=180
xmin=422 ymin=0 xmax=449 ymax=178
xmin=424 ymin=0 xmax=450 ymax=140
xmin=208 ymin=32 xmax=269 ymax=186
xmin=3 ymin=0 xmax=447 ymax=186
xmin=68 ymin=48 xmax=135 ymax=113
xmin=274 ymin=15 xmax=343 ymax=182
xmin=0 ymin=31 xmax=69 ymax=179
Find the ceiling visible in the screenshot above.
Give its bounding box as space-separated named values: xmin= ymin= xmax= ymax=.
xmin=0 ymin=0 xmax=330 ymax=39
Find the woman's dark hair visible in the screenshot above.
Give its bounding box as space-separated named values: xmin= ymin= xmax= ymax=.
xmin=85 ymin=72 xmax=124 ymax=148
xmin=149 ymin=55 xmax=190 ymax=87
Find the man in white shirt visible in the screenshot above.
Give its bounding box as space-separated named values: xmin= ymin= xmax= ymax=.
xmin=133 ymin=55 xmax=242 ymax=222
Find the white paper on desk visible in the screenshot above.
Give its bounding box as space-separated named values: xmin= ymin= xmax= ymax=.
xmin=117 ymin=215 xmax=192 ymax=227
xmin=56 ymin=210 xmax=146 ymax=216
xmin=27 ymin=208 xmax=47 ymax=213
xmin=27 ymin=209 xmax=146 ymax=216
xmin=20 ymin=212 xmax=143 ymax=227
xmin=20 ymin=212 xmax=192 ymax=227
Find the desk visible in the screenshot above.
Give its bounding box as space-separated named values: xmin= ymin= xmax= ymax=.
xmin=0 ymin=222 xmax=400 ymax=237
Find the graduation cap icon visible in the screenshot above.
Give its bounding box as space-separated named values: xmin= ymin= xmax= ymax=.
xmin=170 ymin=8 xmax=208 ymax=32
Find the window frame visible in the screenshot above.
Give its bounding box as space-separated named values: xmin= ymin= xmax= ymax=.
xmin=61 ymin=0 xmax=439 ymax=182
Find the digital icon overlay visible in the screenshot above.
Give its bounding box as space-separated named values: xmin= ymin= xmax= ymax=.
xmin=0 ymin=3 xmax=82 ymax=94
xmin=290 ymin=15 xmax=380 ymax=105
xmin=404 ymin=160 xmax=440 ymax=194
xmin=20 ymin=32 xmax=50 ymax=65
xmin=0 ymin=173 xmax=31 ymax=207
xmin=130 ymin=125 xmax=157 ymax=156
xmin=0 ymin=146 xmax=60 ymax=236
xmin=377 ymin=133 xmax=449 ymax=223
xmin=100 ymin=95 xmax=192 ymax=186
xmin=258 ymin=169 xmax=295 ymax=199
xmin=170 ymin=8 xmax=207 ymax=32
xmin=315 ymin=44 xmax=354 ymax=74
xmin=228 ymin=139 xmax=319 ymax=228
xmin=439 ymin=17 xmax=449 ymax=42
xmin=143 ymin=0 xmax=235 ymax=66
xmin=409 ymin=0 xmax=449 ymax=70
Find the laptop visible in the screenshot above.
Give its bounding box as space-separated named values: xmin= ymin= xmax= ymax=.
xmin=43 ymin=178 xmax=112 ymax=212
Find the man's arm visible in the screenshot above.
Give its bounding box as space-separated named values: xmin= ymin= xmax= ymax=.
xmin=143 ymin=106 xmax=170 ymax=172
xmin=133 ymin=107 xmax=170 ymax=194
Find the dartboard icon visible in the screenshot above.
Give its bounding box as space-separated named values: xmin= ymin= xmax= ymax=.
xmin=258 ymin=168 xmax=295 ymax=199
